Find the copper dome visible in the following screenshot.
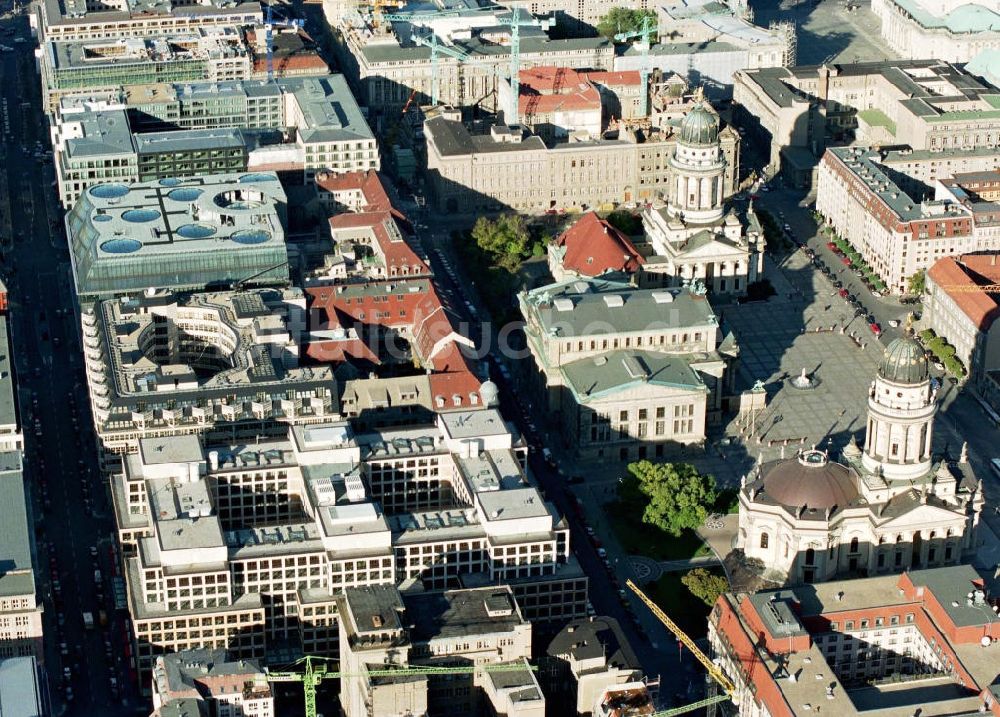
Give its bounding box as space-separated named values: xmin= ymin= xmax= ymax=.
xmin=760 ymin=450 xmax=858 ymax=511
xmin=877 ymin=336 xmax=928 ymax=385
xmin=679 ymin=103 xmax=720 ymax=146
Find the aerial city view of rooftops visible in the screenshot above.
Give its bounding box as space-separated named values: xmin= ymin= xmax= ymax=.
xmin=0 ymin=0 xmax=1000 ymax=713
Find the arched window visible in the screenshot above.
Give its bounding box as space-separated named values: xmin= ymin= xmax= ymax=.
xmin=850 ymin=537 xmax=859 ymax=553
xmin=805 ymin=548 xmax=815 ymax=565
xmin=760 ymin=532 xmax=769 ymax=549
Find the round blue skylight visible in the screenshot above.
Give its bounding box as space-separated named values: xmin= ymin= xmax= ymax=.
xmin=230 ymin=230 xmax=270 ymax=245
xmin=158 ymin=178 xmax=183 ymax=187
xmin=90 ymin=183 xmax=130 ymax=199
xmin=100 ymin=238 xmax=142 ymax=254
xmin=93 ymin=214 xmax=112 ymax=223
xmin=167 ymin=187 xmax=203 ymax=202
xmin=238 ymin=173 xmax=279 ymax=184
xmin=177 ymin=223 xmax=217 ymax=239
xmin=122 ymin=208 xmax=161 ymax=223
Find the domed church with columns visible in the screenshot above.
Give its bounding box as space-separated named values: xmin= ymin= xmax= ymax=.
xmin=641 ymin=98 xmax=766 ymax=297
xmin=736 ymin=334 xmax=983 ymax=585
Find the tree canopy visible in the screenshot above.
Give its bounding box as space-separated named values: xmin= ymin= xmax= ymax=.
xmin=605 ymin=210 xmax=642 ymax=235
xmin=621 ymin=460 xmax=717 ymax=537
xmin=907 ymin=269 xmax=926 ymax=296
xmin=681 ymin=568 xmax=729 ymax=606
xmin=597 ymin=8 xmax=657 ymax=39
xmin=471 ymin=215 xmax=532 ymax=273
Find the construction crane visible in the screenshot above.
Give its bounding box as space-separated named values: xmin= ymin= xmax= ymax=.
xmin=614 ymin=14 xmax=658 ymax=117
xmin=408 ymin=31 xmax=475 ymax=106
xmin=627 ymin=579 xmax=736 ymax=717
xmin=382 ymin=11 xmax=481 ymax=106
xmin=499 ymin=8 xmax=551 ymax=125
xmin=264 ymin=1 xmax=305 ymax=81
xmin=372 ymin=5 xmax=466 ymax=30
xmin=266 ymin=656 xmax=538 ymax=717
xmin=401 ymin=88 xmax=418 ymax=115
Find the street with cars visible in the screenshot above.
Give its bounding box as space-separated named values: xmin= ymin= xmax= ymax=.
xmin=0 ymin=13 xmax=137 ymax=715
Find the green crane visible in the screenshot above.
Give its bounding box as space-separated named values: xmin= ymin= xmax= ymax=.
xmin=614 ymin=14 xmax=658 ymax=117
xmin=266 ymin=656 xmax=538 ymax=717
xmin=499 ymin=8 xmax=552 ymax=125
xmin=382 ymin=12 xmax=476 ymax=106
xmin=409 ymin=31 xmax=475 ymax=106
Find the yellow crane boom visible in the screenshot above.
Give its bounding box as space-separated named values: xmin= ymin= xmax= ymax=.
xmin=626 ymin=579 xmax=735 ymax=695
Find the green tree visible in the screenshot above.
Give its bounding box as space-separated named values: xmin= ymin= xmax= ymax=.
xmin=598 ymin=8 xmax=656 ymax=39
xmin=606 ymin=210 xmax=642 ymax=235
xmin=681 ymin=568 xmax=729 ymax=607
xmin=471 ymin=215 xmax=531 ymax=272
xmin=907 ymin=269 xmax=926 ymax=296
xmin=943 ymin=356 xmax=966 ymax=378
xmin=622 ymin=461 xmax=717 ymax=537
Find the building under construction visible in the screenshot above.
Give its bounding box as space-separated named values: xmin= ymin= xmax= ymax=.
xmin=329 ymin=1 xmax=614 ymax=117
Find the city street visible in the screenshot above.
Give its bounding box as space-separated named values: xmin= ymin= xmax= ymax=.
xmin=0 ymin=13 xmax=136 ymax=716
xmin=420 ymin=224 xmax=712 ymax=707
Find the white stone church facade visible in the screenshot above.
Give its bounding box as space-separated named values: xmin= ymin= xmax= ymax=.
xmin=737 ymin=335 xmax=983 ymax=584
xmin=640 ymin=101 xmax=765 ymax=297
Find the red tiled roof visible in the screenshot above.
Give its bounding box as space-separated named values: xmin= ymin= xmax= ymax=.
xmin=555 ymin=212 xmax=644 ymax=277
xmin=246 ymin=27 xmax=328 ymax=76
xmin=518 ymin=66 xmax=601 ymax=116
xmin=305 ymin=279 xmax=472 ymax=368
xmin=316 ymin=171 xmax=368 ymax=193
xmin=328 ymin=210 xmax=429 ymax=277
xmin=579 ymin=70 xmax=643 ymax=87
xmin=519 ymin=66 xmax=585 ymax=93
xmin=252 ymin=54 xmax=329 ymax=75
xmin=427 ymin=347 xmax=483 ymax=411
xmin=303 ymin=335 xmax=380 ymax=364
xmin=316 ymin=170 xmax=409 ymax=225
xmin=927 ymin=254 xmax=1000 ymax=330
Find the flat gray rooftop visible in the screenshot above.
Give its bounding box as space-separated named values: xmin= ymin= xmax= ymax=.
xmin=440 ymin=409 xmax=508 ymax=439
xmin=404 ymin=587 xmax=522 ymax=641
xmin=0 ymin=468 xmax=34 ymax=599
xmin=521 ymin=277 xmax=717 ymax=337
xmin=0 ymin=317 xmax=16 ymax=429
xmin=140 ymin=435 xmax=202 ymax=465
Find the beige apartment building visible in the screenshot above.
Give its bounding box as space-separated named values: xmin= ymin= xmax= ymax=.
xmin=733 ymin=60 xmax=1000 ymax=184
xmin=116 ymin=410 xmax=586 ymax=689
xmin=334 ymin=7 xmax=614 ymax=113
xmin=816 ymin=146 xmax=1000 ymax=294
xmin=518 ymin=276 xmax=737 ymax=461
xmin=35 ymin=0 xmax=262 ymax=41
xmin=425 ymin=108 xmax=739 ymax=214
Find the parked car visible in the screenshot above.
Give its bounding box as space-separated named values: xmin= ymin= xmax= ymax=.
xmin=869 ymin=322 xmax=882 ymax=337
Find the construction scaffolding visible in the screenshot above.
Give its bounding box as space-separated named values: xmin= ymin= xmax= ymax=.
xmin=769 ymin=19 xmax=797 ymax=67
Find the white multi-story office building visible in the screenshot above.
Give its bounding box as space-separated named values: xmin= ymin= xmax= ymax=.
xmin=35 ymin=0 xmax=262 ymax=42
xmin=53 ymin=74 xmax=379 ymax=206
xmin=872 ymin=0 xmax=1000 ymax=63
xmin=816 ymin=146 xmax=1000 ymax=294
xmin=116 ymin=409 xmax=586 ymax=689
